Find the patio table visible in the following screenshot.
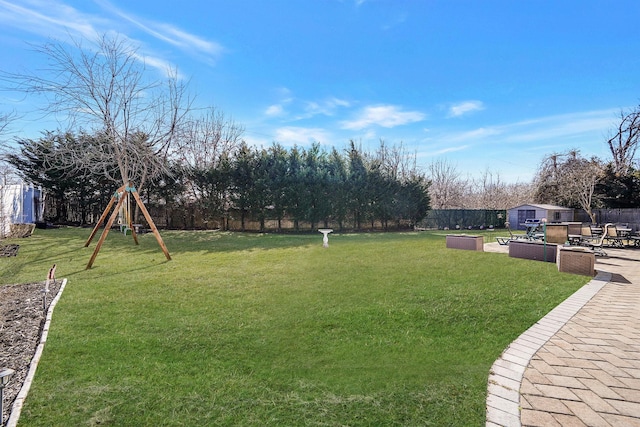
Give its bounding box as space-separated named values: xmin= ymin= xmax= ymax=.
xmin=617 ymin=227 xmax=632 ymax=236
xmin=568 ymin=234 xmax=582 ymax=245
xmin=617 ymin=227 xmax=633 ymax=246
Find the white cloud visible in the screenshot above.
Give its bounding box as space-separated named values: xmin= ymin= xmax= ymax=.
xmin=274 ymin=87 xmax=294 ymax=99
xmin=96 ymin=0 xmax=223 ymax=57
xmin=382 ymin=13 xmax=408 ymax=31
xmin=362 ymin=129 xmax=377 ymax=140
xmin=498 ymin=111 xmax=617 ymax=144
xmin=341 ymin=105 xmax=425 ymax=130
xmin=265 ymin=104 xmax=285 ymax=117
xmin=264 ymin=87 xmax=295 ymax=118
xmin=433 ymin=145 xmax=469 ymax=155
xmin=0 ymin=0 xmax=101 ymax=40
xmin=274 ymin=126 xmax=331 ymax=146
xmin=438 ymin=127 xmax=501 ymax=144
xmin=131 ymin=52 xmax=186 ymax=79
xmin=154 ymin=24 xmax=223 ymax=55
xmin=265 ymin=92 xmax=350 ymax=121
xmin=330 ymin=97 xmax=351 ymax=108
xmin=301 ymin=97 xmax=351 ymax=119
xmin=0 ymin=0 xmax=224 ymax=75
xmin=448 ymin=100 xmax=485 ymax=117
xmin=430 ymin=109 xmax=619 ymax=154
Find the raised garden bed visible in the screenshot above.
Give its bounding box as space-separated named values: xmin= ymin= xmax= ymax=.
xmin=446 ymin=234 xmax=484 ymax=251
xmin=557 ymin=246 xmax=595 ymax=276
xmin=509 ymin=240 xmax=557 ymax=263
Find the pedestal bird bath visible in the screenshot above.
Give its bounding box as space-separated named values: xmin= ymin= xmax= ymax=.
xmin=318 ymin=229 xmax=333 ymax=248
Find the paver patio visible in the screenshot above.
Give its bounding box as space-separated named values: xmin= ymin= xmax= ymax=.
xmin=485 ymin=244 xmax=640 ymax=427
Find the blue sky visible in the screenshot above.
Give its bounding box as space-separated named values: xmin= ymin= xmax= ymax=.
xmin=1 ymin=0 xmax=640 ymax=183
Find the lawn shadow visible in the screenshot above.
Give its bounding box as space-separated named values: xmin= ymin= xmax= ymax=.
xmin=156 ymin=230 xmax=327 ymax=255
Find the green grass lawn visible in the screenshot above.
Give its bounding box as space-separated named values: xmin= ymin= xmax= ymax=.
xmin=0 ymin=228 xmax=588 ymax=426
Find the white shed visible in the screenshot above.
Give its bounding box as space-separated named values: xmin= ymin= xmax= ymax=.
xmin=507 ymin=204 xmax=574 ymax=230
xmin=0 ymin=183 xmax=45 ymax=237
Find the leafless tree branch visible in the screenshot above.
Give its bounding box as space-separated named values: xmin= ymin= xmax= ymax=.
xmin=606 ymin=107 xmax=640 ymax=175
xmin=1 ymin=33 xmax=193 ymax=189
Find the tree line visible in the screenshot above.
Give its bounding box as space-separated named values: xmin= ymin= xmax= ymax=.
xmin=427 ymin=104 xmax=640 ymax=222
xmin=530 ymin=106 xmax=640 ymax=221
xmin=7 ymin=132 xmax=430 ymax=232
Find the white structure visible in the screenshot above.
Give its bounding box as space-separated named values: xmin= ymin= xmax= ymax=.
xmin=318 ymin=229 xmax=333 ymax=248
xmin=507 ymin=204 xmax=574 ymax=230
xmin=0 ymin=183 xmax=44 ymax=237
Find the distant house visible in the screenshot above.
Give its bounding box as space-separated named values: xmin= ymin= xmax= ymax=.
xmin=507 ymin=204 xmax=574 ymax=230
xmin=0 ymin=183 xmax=45 ymax=237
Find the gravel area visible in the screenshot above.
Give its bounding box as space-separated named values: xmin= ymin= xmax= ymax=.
xmin=0 ymin=280 xmax=62 ymax=425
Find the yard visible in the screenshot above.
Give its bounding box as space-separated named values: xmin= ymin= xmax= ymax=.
xmin=0 ymin=228 xmax=588 ymax=426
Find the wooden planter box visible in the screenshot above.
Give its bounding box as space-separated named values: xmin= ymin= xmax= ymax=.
xmin=544 ymin=224 xmax=569 ymax=245
xmin=557 ymin=246 xmax=595 ymax=276
xmin=509 ymin=240 xmax=557 ymax=263
xmin=446 ymin=234 xmax=484 ymax=251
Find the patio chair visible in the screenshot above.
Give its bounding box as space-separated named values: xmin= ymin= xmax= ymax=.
xmin=584 ymin=223 xmax=611 ymax=256
xmin=605 ymin=225 xmax=626 ymax=248
xmin=579 ymin=224 xmax=593 ymax=245
xmin=495 ymin=222 xmax=528 ymax=245
xmin=589 ymin=224 xmax=603 ymax=237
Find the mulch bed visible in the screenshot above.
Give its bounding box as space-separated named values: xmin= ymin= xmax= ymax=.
xmin=0 ymin=280 xmax=62 ymax=425
xmin=0 ymin=245 xmax=19 ymax=257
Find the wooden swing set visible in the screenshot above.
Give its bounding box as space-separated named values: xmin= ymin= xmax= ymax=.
xmin=84 ymin=183 xmax=171 ymax=269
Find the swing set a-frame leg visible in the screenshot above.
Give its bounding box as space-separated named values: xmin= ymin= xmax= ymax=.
xmin=130 ymin=187 xmax=171 ymax=261
xmin=86 ymin=189 xmax=127 ymax=269
xmin=85 ymin=183 xmax=171 ymax=269
xmin=85 ymin=185 xmax=125 ymax=248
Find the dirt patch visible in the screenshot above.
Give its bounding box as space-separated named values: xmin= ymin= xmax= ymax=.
xmin=0 ymin=280 xmax=62 ymax=425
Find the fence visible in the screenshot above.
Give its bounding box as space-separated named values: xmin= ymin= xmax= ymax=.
xmin=574 ymin=208 xmax=640 ymax=231
xmin=49 ymin=199 xmax=640 ymax=233
xmin=144 ymin=204 xmax=415 ymax=232
xmin=418 ymin=209 xmax=507 ymax=230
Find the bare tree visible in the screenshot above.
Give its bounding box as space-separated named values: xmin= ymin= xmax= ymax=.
xmin=0 ymin=109 xmax=20 ymax=237
xmin=534 ymin=150 xmax=603 ymax=222
xmin=564 ymin=157 xmax=602 ymax=223
xmin=2 ymin=34 xmax=192 ymax=190
xmin=173 ymin=107 xmax=245 ymax=223
xmin=175 ymin=107 xmax=244 ymax=170
xmin=606 ymin=107 xmax=640 ymax=175
xmin=0 ymin=110 xmax=18 ymax=160
xmin=375 ymin=139 xmax=420 ymax=182
xmin=533 ymin=151 xmax=568 ymax=205
xmin=427 ymin=159 xmax=467 ymax=209
xmin=458 ymin=168 xmax=534 ymax=210
xmin=0 ymin=110 xmax=16 ymax=138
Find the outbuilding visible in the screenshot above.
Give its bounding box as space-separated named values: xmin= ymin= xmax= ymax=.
xmin=507 ymin=204 xmax=574 ymax=230
xmin=0 ymin=183 xmax=45 ymax=237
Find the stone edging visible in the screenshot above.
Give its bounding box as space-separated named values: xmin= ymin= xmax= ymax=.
xmin=7 ymin=278 xmax=67 ymax=427
xmin=485 ymin=272 xmax=611 ymax=426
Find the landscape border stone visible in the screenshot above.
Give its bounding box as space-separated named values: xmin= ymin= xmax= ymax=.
xmin=486 ymin=272 xmax=610 ymax=426
xmin=6 ymin=278 xmax=67 ymax=427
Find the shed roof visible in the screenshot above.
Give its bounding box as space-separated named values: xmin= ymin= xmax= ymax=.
xmin=508 ymin=204 xmax=573 ymax=211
